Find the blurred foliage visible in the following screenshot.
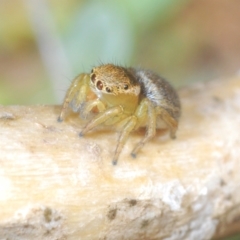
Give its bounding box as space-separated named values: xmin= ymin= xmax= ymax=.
xmin=0 ymin=0 xmax=188 ymax=104
xmin=0 ymin=0 xmax=240 ymax=106
xmin=226 ymin=235 xmax=240 ymax=240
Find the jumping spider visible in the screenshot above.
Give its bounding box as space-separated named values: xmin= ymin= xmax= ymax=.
xmin=58 ymin=64 xmax=181 ymax=165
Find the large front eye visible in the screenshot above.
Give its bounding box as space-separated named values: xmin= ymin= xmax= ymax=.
xmin=96 ymin=81 xmax=103 ymax=90
xmin=91 ymin=73 xmax=96 ymax=83
xmin=123 ymin=84 xmax=129 ymax=90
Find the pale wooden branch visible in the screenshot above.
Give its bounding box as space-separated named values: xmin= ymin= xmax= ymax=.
xmin=0 ymin=76 xmax=240 ymax=240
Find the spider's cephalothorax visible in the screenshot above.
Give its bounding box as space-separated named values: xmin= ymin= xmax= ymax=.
xmin=58 ymin=64 xmax=181 ymax=165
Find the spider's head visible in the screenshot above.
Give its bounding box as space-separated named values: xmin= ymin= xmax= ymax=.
xmin=90 ymin=64 xmax=140 ymax=98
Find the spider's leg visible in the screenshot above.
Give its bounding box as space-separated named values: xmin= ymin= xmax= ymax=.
xmin=113 ymin=115 xmax=137 ymax=165
xmin=131 ymin=99 xmax=156 ymax=158
xmin=156 ymin=107 xmax=178 ymax=139
xmin=81 ymin=99 xmax=106 ymax=118
xmin=58 ymin=74 xmax=90 ymax=122
xmin=79 ymin=105 xmax=123 ymax=136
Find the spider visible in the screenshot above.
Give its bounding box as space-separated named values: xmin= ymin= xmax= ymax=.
xmin=58 ymin=64 xmax=181 ymax=165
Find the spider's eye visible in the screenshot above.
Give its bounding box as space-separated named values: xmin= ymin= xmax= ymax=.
xmin=96 ymin=81 xmax=103 ymax=90
xmin=91 ymin=73 xmax=96 ymax=83
xmin=106 ymin=87 xmax=111 ymax=93
xmin=123 ymin=84 xmax=129 ymax=90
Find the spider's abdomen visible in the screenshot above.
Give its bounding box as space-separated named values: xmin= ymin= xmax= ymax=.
xmin=131 ymin=68 xmax=181 ymax=121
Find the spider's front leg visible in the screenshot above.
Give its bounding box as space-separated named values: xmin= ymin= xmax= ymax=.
xmin=79 ymin=105 xmax=123 ymax=137
xmin=113 ymin=98 xmax=153 ymax=165
xmin=58 ymin=73 xmax=91 ymax=122
xmin=81 ymin=99 xmax=106 ymax=119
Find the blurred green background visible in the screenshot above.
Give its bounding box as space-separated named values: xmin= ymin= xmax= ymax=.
xmin=0 ymin=1 xmax=240 ymax=239
xmin=0 ymin=0 xmax=240 ymax=105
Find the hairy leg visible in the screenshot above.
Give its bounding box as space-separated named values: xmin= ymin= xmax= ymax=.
xmin=58 ymin=74 xmax=90 ymax=121
xmin=79 ymin=106 xmax=123 ymax=136
xmin=113 ymin=98 xmax=155 ymax=164
xmin=113 ymin=116 xmax=137 ymax=165
xmin=131 ymin=99 xmax=156 ymax=158
xmin=81 ymin=99 xmax=106 ymax=118
xmin=157 ymin=107 xmax=178 ymax=139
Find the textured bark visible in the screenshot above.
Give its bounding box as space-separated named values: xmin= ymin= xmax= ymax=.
xmin=0 ymin=76 xmax=240 ymax=240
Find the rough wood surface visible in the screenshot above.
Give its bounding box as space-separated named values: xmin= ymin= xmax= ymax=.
xmin=0 ymin=76 xmax=240 ymax=240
